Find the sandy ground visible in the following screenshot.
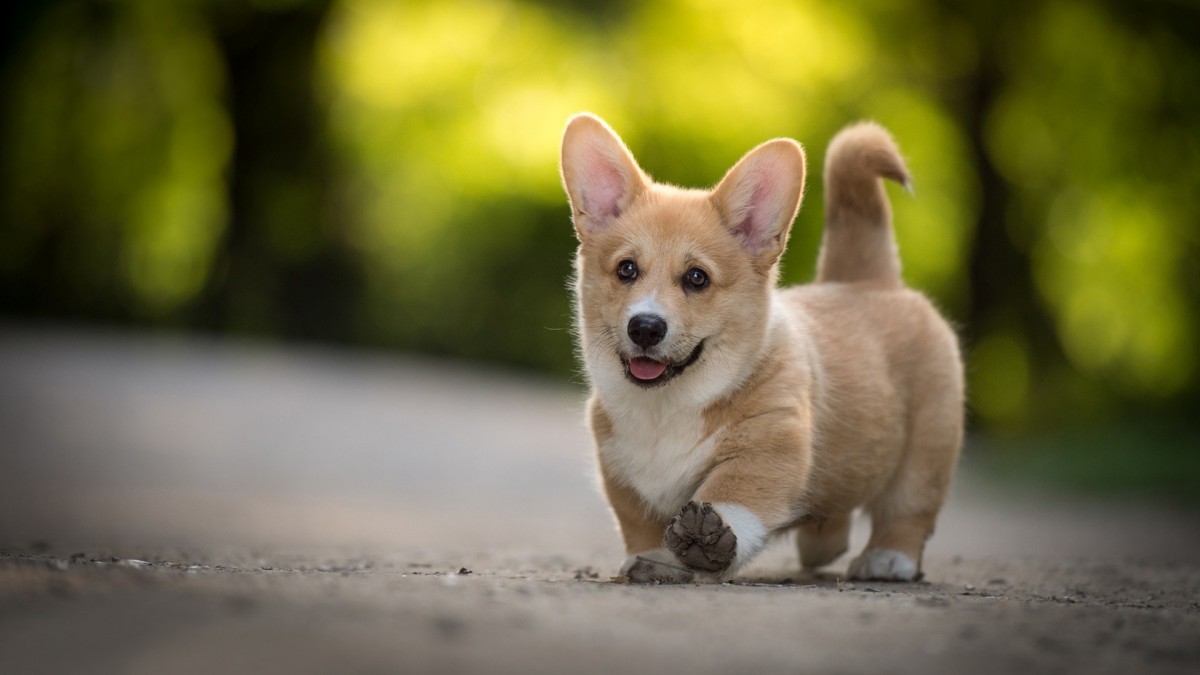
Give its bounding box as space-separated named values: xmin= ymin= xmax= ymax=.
xmin=1 ymin=325 xmax=1198 ymax=674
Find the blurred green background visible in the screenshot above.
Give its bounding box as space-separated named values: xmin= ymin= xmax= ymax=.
xmin=2 ymin=0 xmax=1197 ymax=497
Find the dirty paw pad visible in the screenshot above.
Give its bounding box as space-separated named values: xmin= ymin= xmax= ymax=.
xmin=664 ymin=501 xmax=737 ymax=572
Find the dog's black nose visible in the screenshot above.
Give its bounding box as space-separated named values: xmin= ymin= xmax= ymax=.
xmin=627 ymin=314 xmax=667 ymax=348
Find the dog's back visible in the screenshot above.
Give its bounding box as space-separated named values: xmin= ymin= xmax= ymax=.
xmin=780 ymin=283 xmax=962 ymax=517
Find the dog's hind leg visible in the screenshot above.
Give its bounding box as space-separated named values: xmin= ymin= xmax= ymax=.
xmin=796 ymin=511 xmax=852 ymax=571
xmin=849 ymin=390 xmax=962 ymax=581
xmin=849 ymin=510 xmax=936 ymax=581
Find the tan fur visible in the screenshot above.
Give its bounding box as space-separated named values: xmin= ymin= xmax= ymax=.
xmin=818 ymin=122 xmax=912 ymax=285
xmin=560 ymin=113 xmax=963 ymax=581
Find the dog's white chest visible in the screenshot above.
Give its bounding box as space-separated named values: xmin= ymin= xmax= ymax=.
xmin=599 ymin=402 xmax=716 ymax=518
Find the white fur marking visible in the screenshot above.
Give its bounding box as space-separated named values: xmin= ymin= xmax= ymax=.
xmin=711 ymin=503 xmax=768 ymax=568
xmin=847 ymin=548 xmax=918 ymax=581
xmin=600 ymin=396 xmax=716 ymax=518
xmin=626 ymin=292 xmax=663 ymax=321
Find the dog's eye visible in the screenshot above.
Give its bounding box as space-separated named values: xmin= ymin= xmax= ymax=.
xmin=683 ymin=267 xmax=709 ymax=291
xmin=616 ymin=260 xmax=638 ymax=282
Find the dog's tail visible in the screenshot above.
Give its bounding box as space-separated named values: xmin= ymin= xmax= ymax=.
xmin=816 ymin=122 xmax=910 ymax=286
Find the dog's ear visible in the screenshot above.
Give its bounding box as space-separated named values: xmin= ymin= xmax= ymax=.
xmin=710 ymin=138 xmax=806 ymax=265
xmin=560 ymin=113 xmax=647 ymax=240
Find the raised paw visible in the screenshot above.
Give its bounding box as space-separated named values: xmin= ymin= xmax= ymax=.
xmin=664 ymin=501 xmax=737 ymax=572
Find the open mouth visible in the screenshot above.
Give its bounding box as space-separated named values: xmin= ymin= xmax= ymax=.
xmin=623 ymin=341 xmax=705 ymax=388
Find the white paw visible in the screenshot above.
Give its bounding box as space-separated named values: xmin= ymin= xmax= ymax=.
xmin=710 ymin=503 xmax=768 ymax=567
xmin=847 ymin=548 xmax=919 ymax=581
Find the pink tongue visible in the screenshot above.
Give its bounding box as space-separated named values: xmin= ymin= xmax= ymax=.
xmin=629 ymin=358 xmax=667 ymax=381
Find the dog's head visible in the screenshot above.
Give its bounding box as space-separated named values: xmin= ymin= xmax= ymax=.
xmin=560 ymin=113 xmax=806 ymax=400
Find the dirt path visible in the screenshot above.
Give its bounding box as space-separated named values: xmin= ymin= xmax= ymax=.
xmin=2 ymin=325 xmax=1198 ymax=674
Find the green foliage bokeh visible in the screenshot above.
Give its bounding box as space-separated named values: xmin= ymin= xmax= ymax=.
xmin=1 ymin=0 xmax=1197 ymax=438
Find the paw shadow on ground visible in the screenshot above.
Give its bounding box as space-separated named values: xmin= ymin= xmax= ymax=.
xmin=729 ymin=568 xmax=940 ymax=594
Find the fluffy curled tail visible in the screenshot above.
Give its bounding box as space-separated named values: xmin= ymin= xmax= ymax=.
xmin=816 ymin=122 xmax=911 ymax=285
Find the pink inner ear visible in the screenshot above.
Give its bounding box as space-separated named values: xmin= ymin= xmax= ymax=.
xmin=584 ymin=161 xmax=627 ymax=221
xmin=732 ymin=169 xmax=783 ymax=252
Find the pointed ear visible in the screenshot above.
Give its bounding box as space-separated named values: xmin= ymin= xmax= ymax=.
xmin=560 ymin=113 xmax=647 ymax=240
xmin=710 ymin=138 xmax=806 ymax=264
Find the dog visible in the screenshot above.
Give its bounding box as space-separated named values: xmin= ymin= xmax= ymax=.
xmin=559 ymin=113 xmax=963 ymax=583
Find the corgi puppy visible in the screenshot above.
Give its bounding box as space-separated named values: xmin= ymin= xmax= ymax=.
xmin=560 ymin=113 xmax=963 ymax=583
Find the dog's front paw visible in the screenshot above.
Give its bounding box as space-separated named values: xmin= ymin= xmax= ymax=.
xmin=664 ymin=501 xmax=737 ymax=573
xmin=847 ymin=548 xmax=920 ymax=581
xmin=620 ymin=548 xmax=696 ymax=584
